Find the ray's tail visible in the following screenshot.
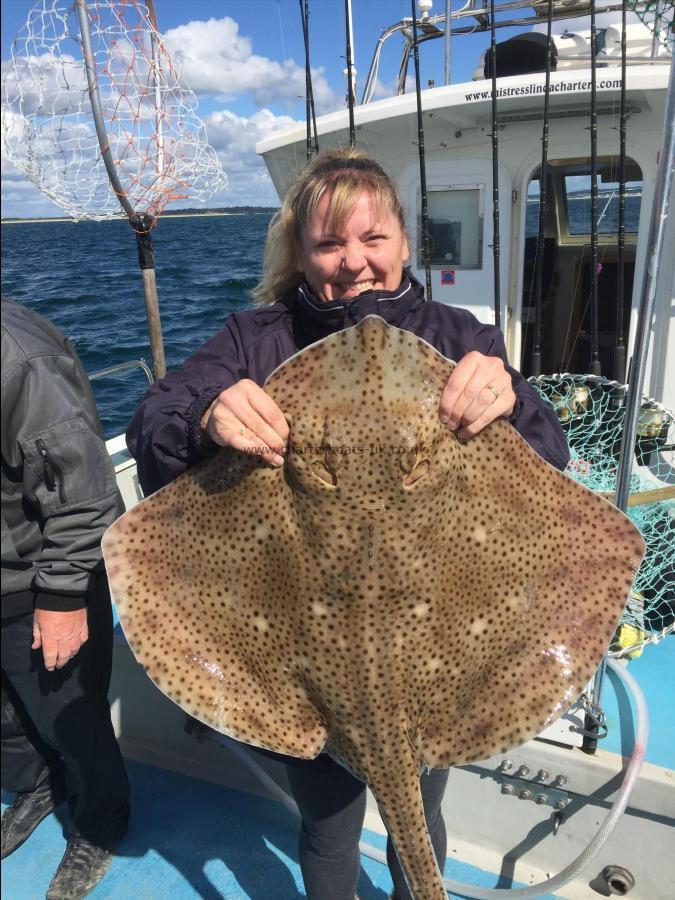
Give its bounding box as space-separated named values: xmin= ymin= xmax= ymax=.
xmin=368 ymin=750 xmax=447 ymax=900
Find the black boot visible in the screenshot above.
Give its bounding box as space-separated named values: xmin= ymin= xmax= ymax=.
xmin=46 ymin=838 xmax=114 ymax=900
xmin=1 ymin=775 xmax=66 ymax=859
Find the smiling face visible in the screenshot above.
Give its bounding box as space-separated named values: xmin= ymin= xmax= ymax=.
xmin=296 ymin=191 xmax=409 ymax=302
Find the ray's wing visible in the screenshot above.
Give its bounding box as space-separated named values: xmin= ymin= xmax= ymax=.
xmin=413 ymin=422 xmax=645 ymax=768
xmin=103 ymin=450 xmax=328 ymax=758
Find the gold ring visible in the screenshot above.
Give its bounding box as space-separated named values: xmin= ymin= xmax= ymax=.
xmin=486 ymin=384 xmax=499 ymax=402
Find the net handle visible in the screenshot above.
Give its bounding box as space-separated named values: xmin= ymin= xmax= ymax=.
xmin=75 ymin=0 xmax=167 ymax=378
xmin=75 ymin=0 xmax=134 ymax=218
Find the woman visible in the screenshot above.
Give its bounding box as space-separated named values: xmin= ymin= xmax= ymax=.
xmin=127 ymin=149 xmax=569 ymax=899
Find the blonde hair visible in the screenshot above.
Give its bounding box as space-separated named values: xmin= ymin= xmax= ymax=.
xmin=251 ymin=148 xmax=407 ymax=305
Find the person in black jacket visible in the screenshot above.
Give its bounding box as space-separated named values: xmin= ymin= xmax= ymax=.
xmin=1 ymin=298 xmax=130 ymax=899
xmin=127 ymin=149 xmax=569 ymax=900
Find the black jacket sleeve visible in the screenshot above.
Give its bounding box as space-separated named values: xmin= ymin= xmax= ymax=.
xmin=127 ymin=317 xmax=249 ymax=495
xmin=470 ymin=319 xmax=570 ymax=471
xmin=2 ymin=352 xmax=123 ymax=612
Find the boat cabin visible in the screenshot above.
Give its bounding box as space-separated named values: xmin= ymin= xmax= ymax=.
xmin=258 ymin=23 xmax=673 ymax=409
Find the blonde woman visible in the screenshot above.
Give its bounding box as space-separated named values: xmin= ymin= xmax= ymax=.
xmin=127 ymin=149 xmax=568 ymax=899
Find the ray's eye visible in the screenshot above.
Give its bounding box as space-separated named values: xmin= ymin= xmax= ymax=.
xmin=401 ymin=449 xmax=429 ymax=487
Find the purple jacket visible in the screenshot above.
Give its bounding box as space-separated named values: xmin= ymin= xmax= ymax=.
xmin=127 ymin=277 xmax=569 ymax=495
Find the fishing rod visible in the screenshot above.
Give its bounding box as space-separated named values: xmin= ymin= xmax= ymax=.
xmin=344 ymin=0 xmax=356 ymax=148
xmin=489 ymin=0 xmax=501 ymax=330
xmin=614 ymin=0 xmax=628 ymax=383
xmin=410 ymin=0 xmax=433 ymax=301
xmin=299 ymin=0 xmax=319 ymax=159
xmin=581 ymin=1 xmax=604 ymax=753
xmin=530 ymin=0 xmax=554 ymax=378
xmin=589 ymin=0 xmax=601 ymax=376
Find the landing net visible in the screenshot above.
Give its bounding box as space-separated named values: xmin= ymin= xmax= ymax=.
xmin=1 ymin=0 xmax=226 ymax=220
xmin=531 ymin=375 xmax=674 ymax=655
xmin=627 ymin=0 xmax=674 ymax=52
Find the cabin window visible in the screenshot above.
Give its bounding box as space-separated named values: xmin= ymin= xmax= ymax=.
xmin=563 ymin=169 xmax=642 ymax=237
xmin=423 ymin=186 xmax=484 ymax=269
xmin=520 ymin=157 xmax=643 ymax=378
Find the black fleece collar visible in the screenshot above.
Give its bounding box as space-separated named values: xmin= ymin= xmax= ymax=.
xmin=294 ymin=271 xmax=426 ymax=334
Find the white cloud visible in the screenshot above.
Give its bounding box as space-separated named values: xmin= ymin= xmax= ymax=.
xmin=1 ymin=53 xmax=87 ymax=118
xmin=1 ymin=14 xmax=320 ymax=214
xmin=0 ymin=103 xmax=293 ymax=214
xmin=1 ymin=175 xmax=65 ymax=218
xmin=198 ymin=107 xmax=300 ymax=205
xmin=368 ymin=75 xmax=414 ymax=102
xmin=206 ymin=108 xmax=297 ymax=169
xmin=163 ymin=17 xmax=341 ymax=113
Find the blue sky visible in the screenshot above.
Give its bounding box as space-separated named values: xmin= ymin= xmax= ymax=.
xmin=1 ymin=0 xmax=636 ymax=217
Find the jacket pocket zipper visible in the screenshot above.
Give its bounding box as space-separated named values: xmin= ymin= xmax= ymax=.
xmin=35 ymin=439 xmax=66 ymax=503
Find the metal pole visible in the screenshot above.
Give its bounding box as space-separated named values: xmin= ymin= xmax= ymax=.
xmin=651 ymin=0 xmax=663 ymax=60
xmin=75 ymin=0 xmax=134 ymax=218
xmin=134 ymin=214 xmax=166 ymax=380
xmin=585 ymin=57 xmax=675 ymax=752
xmin=615 ymin=58 xmax=674 ymax=512
xmin=300 ymin=0 xmax=319 ymax=155
xmin=614 ymin=0 xmax=628 ymax=383
xmin=411 ymin=0 xmax=433 ymax=301
xmin=444 ymin=0 xmax=452 ymax=86
xmin=589 ymin=0 xmax=601 ymax=375
xmin=531 ymin=0 xmax=553 ymax=377
xmin=300 ymin=0 xmax=313 ymax=160
xmin=489 ymin=0 xmax=501 ymax=329
xmin=344 ymin=0 xmax=356 ymax=147
xmin=76 ymin=0 xmax=167 ymax=378
xmin=146 ymin=0 xmax=164 ymax=178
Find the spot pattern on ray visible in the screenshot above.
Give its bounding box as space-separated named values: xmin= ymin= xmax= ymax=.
xmin=103 ymin=316 xmax=644 ymax=900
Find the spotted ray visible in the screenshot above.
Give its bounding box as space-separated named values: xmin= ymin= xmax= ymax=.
xmin=103 ymin=316 xmax=644 ymax=900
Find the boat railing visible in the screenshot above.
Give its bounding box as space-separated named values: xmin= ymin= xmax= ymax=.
xmin=361 ymin=0 xmax=671 ymax=104
xmin=89 ymin=359 xmax=153 ymax=509
xmin=89 ymin=358 xmax=155 ymax=386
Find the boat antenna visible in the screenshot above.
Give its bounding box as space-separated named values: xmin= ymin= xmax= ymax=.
xmin=410 ymin=0 xmax=433 ymax=300
xmin=530 ymin=0 xmax=554 ymax=378
xmin=613 ymin=0 xmax=629 ymax=382
xmin=589 ymin=0 xmax=602 ymax=375
xmin=344 ymin=0 xmax=356 ymax=148
xmin=489 ymin=0 xmax=501 ymax=330
xmin=1 ymin=0 xmax=226 ymax=380
xmin=299 ymin=0 xmax=319 ymax=159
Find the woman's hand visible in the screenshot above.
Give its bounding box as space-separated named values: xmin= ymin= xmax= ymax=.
xmin=438 ymin=351 xmax=516 ymax=440
xmin=201 ymin=379 xmax=289 ymax=466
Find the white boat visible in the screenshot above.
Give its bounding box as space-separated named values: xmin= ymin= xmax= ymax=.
xmin=4 ymin=2 xmax=673 ymax=898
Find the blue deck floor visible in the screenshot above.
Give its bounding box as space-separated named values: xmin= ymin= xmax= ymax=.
xmin=603 ymin=637 xmax=674 ymax=770
xmin=2 ymin=758 xmax=559 ymax=899
xmin=3 ymin=639 xmax=672 ymax=899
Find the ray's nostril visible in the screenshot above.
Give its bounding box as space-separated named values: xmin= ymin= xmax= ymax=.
xmin=403 ymin=458 xmax=429 ymax=487
xmin=310 ymin=459 xmax=337 ymax=486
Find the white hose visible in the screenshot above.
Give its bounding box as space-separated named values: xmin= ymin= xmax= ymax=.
xmin=211 ymin=658 xmax=648 ymax=899
xmin=358 ymin=659 xmax=649 ymax=899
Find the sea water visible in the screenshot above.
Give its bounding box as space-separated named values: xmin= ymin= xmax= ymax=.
xmin=2 ymin=197 xmax=640 ymax=438
xmin=1 ymin=213 xmax=273 ymax=437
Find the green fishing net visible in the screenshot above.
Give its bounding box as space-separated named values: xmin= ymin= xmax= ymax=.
xmin=627 ymin=0 xmax=674 ymax=52
xmin=530 ymin=375 xmax=674 ymax=654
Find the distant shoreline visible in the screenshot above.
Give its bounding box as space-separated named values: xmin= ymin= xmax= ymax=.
xmin=1 ymin=209 xmax=279 ymax=224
